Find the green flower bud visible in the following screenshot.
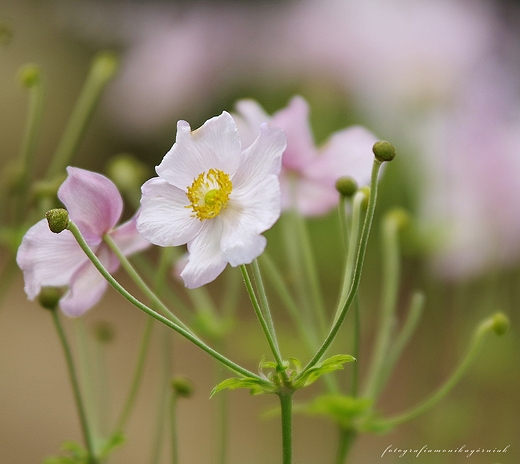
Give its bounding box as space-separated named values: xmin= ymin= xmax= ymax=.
xmin=38 ymin=287 xmax=64 ymax=311
xmin=373 ymin=140 xmax=396 ymax=163
xmin=386 ymin=207 xmax=411 ymax=232
xmin=18 ymin=64 xmax=41 ymax=88
xmin=92 ymin=51 xmax=119 ymax=83
xmin=106 ymin=153 xmax=149 ymax=193
xmin=335 ymin=176 xmax=358 ymax=198
xmin=94 ymin=321 xmax=115 ymax=343
xmin=45 ymin=208 xmax=69 ymax=233
xmin=0 ymin=23 xmax=12 ymax=45
xmin=492 ymin=313 xmax=509 ymax=336
xmin=171 ymin=376 xmax=194 ymax=398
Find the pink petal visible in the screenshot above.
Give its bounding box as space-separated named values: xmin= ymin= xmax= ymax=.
xmin=110 ymin=211 xmax=151 ymax=256
xmin=137 ymin=178 xmax=202 ymax=246
xmin=233 ymin=99 xmax=271 ymax=148
xmin=58 ymin=167 xmax=123 ymax=243
xmin=310 ymin=125 xmax=378 ymax=187
xmin=272 ymin=96 xmax=317 ymax=170
xmin=16 ymin=219 xmax=89 ymax=300
xmin=181 ymin=220 xmax=227 ymax=288
xmin=156 ymin=112 xmax=242 ymax=191
xmin=60 ymin=245 xmax=119 ymax=317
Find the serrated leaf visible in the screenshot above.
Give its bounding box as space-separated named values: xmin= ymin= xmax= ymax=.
xmin=293 ymin=354 xmax=355 ymax=389
xmin=210 ymin=377 xmax=277 ymax=397
xmin=99 ymin=432 xmax=126 ymax=458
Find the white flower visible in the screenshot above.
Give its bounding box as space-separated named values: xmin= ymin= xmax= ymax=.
xmin=137 ymin=112 xmax=286 ymax=288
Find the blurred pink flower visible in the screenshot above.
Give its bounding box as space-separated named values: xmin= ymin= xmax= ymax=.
xmin=233 ymin=96 xmax=377 ymax=216
xmin=16 ymin=167 xmax=150 ymax=316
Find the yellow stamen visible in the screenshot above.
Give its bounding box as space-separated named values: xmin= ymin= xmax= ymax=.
xmin=186 ymin=169 xmax=232 ymax=220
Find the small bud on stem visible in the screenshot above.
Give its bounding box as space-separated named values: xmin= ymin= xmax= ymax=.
xmin=38 ymin=287 xmax=64 ymax=311
xmin=45 ymin=208 xmax=69 ymax=233
xmin=335 ymin=176 xmax=358 ymax=198
xmin=18 ymin=64 xmax=41 ymax=88
xmin=492 ymin=313 xmax=509 ymax=336
xmin=171 ymin=376 xmax=195 ymax=398
xmin=373 ymin=140 xmax=396 ymax=163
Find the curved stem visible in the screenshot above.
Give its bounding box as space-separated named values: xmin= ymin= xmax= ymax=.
xmin=294 ymin=160 xmax=382 ymax=383
xmin=374 ymin=315 xmax=498 ymax=429
xmin=67 ymin=221 xmax=264 ymax=382
xmin=51 ymin=309 xmax=98 ymax=463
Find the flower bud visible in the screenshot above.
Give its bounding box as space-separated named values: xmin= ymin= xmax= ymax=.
xmin=492 ymin=312 xmax=509 ymax=336
xmin=18 ymin=64 xmax=41 ymax=88
xmin=385 ymin=207 xmax=411 ymax=232
xmin=45 ymin=208 xmax=69 ymax=233
xmin=373 ymin=140 xmax=396 ymax=163
xmin=106 ymin=153 xmax=149 ymax=193
xmin=38 ymin=287 xmax=64 ymax=311
xmin=335 ymin=176 xmax=358 ymax=198
xmin=92 ymin=51 xmax=119 ymax=83
xmin=171 ymin=376 xmax=194 ymax=398
xmin=94 ymin=321 xmax=115 ymax=343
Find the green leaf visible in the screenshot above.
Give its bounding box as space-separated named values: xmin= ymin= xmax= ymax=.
xmin=293 ymin=354 xmax=355 ymax=389
xmin=210 ymin=376 xmax=277 ymax=397
xmin=297 ymin=394 xmax=373 ymax=429
xmin=99 ymin=432 xmax=126 ymax=459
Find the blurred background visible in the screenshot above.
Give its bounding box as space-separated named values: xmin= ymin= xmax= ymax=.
xmin=1 ymin=0 xmax=519 ymax=462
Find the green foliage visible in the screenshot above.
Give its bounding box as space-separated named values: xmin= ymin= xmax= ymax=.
xmin=211 ymin=376 xmax=278 ymax=397
xmin=291 ymin=354 xmax=355 ymax=389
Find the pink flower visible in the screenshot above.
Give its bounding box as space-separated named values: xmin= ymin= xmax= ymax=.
xmin=233 ymin=96 xmax=378 ymax=216
xmin=16 ymin=167 xmax=150 ymax=316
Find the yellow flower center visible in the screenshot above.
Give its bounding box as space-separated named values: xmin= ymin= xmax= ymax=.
xmin=186 ymin=168 xmax=233 ymax=220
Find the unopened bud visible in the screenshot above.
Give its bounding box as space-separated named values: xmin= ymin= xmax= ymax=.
xmin=94 ymin=321 xmax=115 ymax=343
xmin=18 ymin=64 xmax=41 ymax=88
xmin=492 ymin=313 xmax=509 ymax=336
xmin=373 ymin=140 xmax=396 ymax=163
xmin=106 ymin=153 xmax=149 ymax=193
xmin=335 ymin=176 xmax=358 ymax=198
xmin=45 ymin=208 xmax=69 ymax=233
xmin=171 ymin=376 xmax=194 ymax=398
xmin=38 ymin=287 xmax=64 ymax=311
xmin=91 ymin=51 xmax=119 ymax=83
xmin=386 ymin=207 xmax=411 ymax=232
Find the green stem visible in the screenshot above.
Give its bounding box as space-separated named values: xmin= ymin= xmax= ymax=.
xmin=293 ymin=211 xmax=327 ymax=337
xmin=334 ymin=428 xmax=357 ymax=464
xmin=279 ymin=389 xmax=294 ymax=464
xmin=67 ymin=220 xmax=265 ymax=382
xmin=103 ymin=234 xmax=190 ymax=332
xmin=373 ymin=315 xmax=499 ymax=428
xmin=350 ymin=296 xmax=361 ymax=397
xmin=239 ymin=264 xmax=288 ymax=380
xmin=334 ymin=191 xmax=366 ymax=325
xmin=170 ymin=392 xmax=179 ymax=464
xmin=17 ymin=65 xmax=44 ymax=220
xmin=46 ymin=52 xmax=118 ymax=178
xmin=376 ymin=292 xmax=424 ymax=393
xmin=294 ymin=160 xmax=382 ymax=383
xmin=363 ymin=214 xmax=401 ymax=399
xmin=51 ymin=309 xmax=98 ymax=463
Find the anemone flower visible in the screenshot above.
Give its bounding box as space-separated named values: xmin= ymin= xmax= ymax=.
xmin=16 ymin=167 xmax=150 ymax=316
xmin=233 ymin=96 xmax=377 ymax=216
xmin=137 ymin=111 xmax=286 ymax=288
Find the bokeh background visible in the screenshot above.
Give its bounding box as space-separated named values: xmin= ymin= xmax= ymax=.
xmin=1 ymin=0 xmax=519 ymax=463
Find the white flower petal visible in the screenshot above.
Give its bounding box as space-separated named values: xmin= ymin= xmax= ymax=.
xmin=60 ymin=245 xmax=118 ymax=317
xmin=137 ymin=178 xmax=202 ymax=246
xmin=156 ymin=112 xmax=242 ymax=190
xmin=181 ymin=220 xmax=227 ymax=288
xmin=59 ymin=167 xmax=123 ymax=243
xmin=231 ymin=122 xmax=286 ymax=190
xmin=16 ymin=220 xmax=89 ymax=299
